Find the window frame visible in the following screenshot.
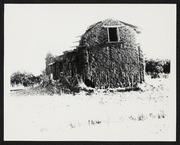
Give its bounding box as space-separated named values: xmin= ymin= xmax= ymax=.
xmin=107 ymin=27 xmax=120 ymax=43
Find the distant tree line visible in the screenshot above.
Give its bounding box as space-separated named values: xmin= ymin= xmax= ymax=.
xmin=10 ymin=71 xmax=41 ymax=87
xmin=145 ymin=59 xmax=170 ymax=78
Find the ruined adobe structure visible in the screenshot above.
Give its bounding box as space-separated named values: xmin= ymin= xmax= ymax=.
xmin=46 ymin=19 xmax=144 ymax=89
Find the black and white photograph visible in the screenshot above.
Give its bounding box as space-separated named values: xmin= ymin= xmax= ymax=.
xmin=4 ymin=4 xmax=176 ymax=141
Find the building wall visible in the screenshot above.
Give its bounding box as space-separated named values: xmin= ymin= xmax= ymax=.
xmin=76 ymin=43 xmax=144 ymax=88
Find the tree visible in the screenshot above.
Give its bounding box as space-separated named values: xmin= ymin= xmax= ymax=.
xmin=10 ymin=71 xmax=38 ymax=87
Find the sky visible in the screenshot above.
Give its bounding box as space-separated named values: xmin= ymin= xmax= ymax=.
xmin=5 ymin=4 xmax=176 ymax=75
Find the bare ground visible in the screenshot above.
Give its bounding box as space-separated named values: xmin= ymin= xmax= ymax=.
xmin=5 ymin=76 xmax=175 ymax=141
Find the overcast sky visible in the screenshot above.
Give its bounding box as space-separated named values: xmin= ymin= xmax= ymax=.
xmin=5 ymin=4 xmax=176 ymax=75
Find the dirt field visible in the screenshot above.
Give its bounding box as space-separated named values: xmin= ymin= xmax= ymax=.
xmin=5 ymin=75 xmax=175 ymax=141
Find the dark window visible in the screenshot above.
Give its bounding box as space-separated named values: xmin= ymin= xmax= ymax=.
xmin=108 ymin=27 xmax=118 ymax=42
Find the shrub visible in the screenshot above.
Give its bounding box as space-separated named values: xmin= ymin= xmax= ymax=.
xmin=10 ymin=71 xmax=40 ymax=87
xmin=145 ymin=59 xmax=170 ymax=78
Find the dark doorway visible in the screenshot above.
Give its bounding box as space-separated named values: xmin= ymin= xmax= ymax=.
xmin=84 ymin=78 xmax=95 ymax=88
